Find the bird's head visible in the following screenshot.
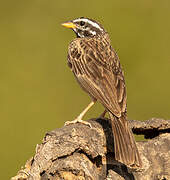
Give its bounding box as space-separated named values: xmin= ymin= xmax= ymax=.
xmin=62 ymin=17 xmax=105 ymax=38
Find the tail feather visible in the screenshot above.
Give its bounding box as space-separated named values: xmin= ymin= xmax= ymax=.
xmin=114 ymin=119 xmax=127 ymax=162
xmin=109 ymin=112 xmax=142 ymax=168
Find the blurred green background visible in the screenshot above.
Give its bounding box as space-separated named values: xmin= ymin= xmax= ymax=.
xmin=0 ymin=0 xmax=170 ymax=179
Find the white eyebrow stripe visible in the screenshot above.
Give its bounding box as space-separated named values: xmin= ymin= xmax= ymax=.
xmin=73 ymin=18 xmax=103 ymax=31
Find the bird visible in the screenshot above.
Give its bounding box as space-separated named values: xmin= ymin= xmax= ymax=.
xmin=61 ymin=17 xmax=142 ymax=168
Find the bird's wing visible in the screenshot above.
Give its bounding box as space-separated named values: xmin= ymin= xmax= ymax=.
xmin=68 ymin=34 xmax=127 ymax=117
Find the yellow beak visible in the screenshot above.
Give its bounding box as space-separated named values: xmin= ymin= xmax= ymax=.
xmin=61 ymin=22 xmax=76 ymax=29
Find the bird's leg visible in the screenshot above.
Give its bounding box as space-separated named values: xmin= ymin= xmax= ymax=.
xmin=99 ymin=109 xmax=107 ymax=118
xmin=65 ymin=101 xmax=96 ymax=127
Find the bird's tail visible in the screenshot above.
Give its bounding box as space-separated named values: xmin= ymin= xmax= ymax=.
xmin=109 ymin=112 xmax=142 ymax=168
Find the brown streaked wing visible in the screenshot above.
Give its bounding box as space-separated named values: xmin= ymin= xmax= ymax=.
xmin=68 ymin=33 xmax=127 ymax=116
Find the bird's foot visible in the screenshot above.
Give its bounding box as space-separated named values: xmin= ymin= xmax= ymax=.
xmin=64 ymin=118 xmax=92 ymax=128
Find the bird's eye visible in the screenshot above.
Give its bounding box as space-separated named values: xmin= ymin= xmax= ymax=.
xmin=80 ymin=21 xmax=85 ymax=26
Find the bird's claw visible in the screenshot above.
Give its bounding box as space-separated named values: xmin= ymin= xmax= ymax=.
xmin=64 ymin=118 xmax=92 ymax=128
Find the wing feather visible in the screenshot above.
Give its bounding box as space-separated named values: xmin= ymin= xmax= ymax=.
xmin=68 ymin=33 xmax=127 ymax=117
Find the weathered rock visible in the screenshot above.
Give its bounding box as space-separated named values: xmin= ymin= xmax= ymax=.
xmin=11 ymin=118 xmax=170 ymax=180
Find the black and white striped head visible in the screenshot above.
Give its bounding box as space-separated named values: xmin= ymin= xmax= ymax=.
xmin=62 ymin=17 xmax=106 ymax=38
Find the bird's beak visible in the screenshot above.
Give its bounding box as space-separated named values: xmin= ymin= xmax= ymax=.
xmin=61 ymin=21 xmax=76 ymax=29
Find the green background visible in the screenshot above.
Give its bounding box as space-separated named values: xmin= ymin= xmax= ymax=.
xmin=0 ymin=0 xmax=170 ymax=179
